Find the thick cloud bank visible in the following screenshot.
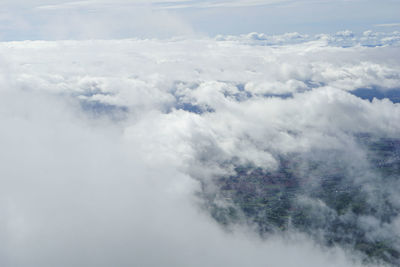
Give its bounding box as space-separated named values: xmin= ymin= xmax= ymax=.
xmin=1 ymin=31 xmax=400 ymax=266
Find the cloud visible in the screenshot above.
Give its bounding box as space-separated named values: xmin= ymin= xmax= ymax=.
xmin=0 ymin=0 xmax=195 ymax=40
xmin=155 ymin=0 xmax=290 ymax=9
xmin=374 ymin=23 xmax=400 ymax=28
xmin=153 ymin=0 xmax=361 ymax=10
xmin=36 ymin=7 xmax=193 ymax=40
xmin=34 ymin=0 xmax=193 ymax=10
xmin=1 ymin=32 xmax=400 ymax=266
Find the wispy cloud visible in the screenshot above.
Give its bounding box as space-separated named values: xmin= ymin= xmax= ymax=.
xmin=374 ymin=23 xmax=400 ymax=28
xmin=35 ymin=0 xmax=191 ymax=10
xmin=34 ymin=0 xmax=324 ymax=10
xmin=152 ymin=0 xmax=357 ymax=9
xmin=156 ymin=0 xmax=294 ymax=9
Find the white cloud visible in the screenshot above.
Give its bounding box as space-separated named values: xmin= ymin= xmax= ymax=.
xmin=374 ymin=23 xmax=400 ymax=28
xmin=1 ymin=33 xmax=400 ymax=266
xmin=153 ymin=0 xmax=360 ymax=9
xmin=0 ymin=0 xmax=195 ymax=40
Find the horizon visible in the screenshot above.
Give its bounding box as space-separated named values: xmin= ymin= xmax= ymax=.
xmin=1 ymin=0 xmax=400 ymax=41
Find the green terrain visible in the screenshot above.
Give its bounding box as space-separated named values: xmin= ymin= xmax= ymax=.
xmin=202 ymin=136 xmax=400 ymax=265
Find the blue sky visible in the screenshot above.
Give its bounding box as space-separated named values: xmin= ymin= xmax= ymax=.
xmin=1 ymin=0 xmax=400 ymax=40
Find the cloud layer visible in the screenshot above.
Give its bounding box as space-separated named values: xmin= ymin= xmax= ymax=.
xmin=0 ymin=32 xmax=400 ymax=266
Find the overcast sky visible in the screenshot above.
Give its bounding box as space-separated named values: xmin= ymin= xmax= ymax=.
xmin=1 ymin=0 xmax=400 ymax=40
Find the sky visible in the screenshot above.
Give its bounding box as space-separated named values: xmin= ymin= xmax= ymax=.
xmin=0 ymin=0 xmax=400 ymax=40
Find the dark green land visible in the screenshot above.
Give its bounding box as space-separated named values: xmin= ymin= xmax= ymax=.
xmin=202 ymin=136 xmax=400 ymax=265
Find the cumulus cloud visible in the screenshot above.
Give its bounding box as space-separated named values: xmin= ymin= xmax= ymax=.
xmin=1 ymin=31 xmax=400 ymax=266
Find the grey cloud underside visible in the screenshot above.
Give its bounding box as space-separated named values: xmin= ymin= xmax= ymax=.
xmin=1 ymin=32 xmax=400 ymax=266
